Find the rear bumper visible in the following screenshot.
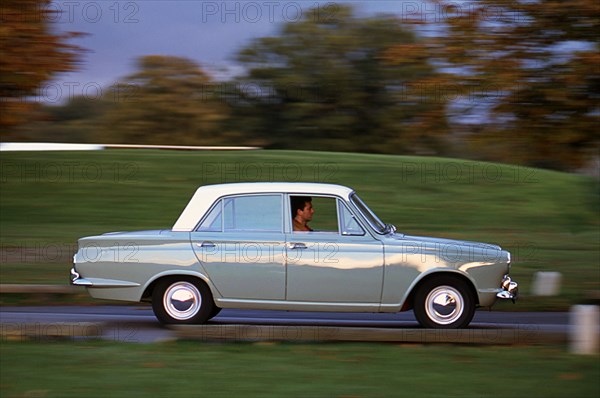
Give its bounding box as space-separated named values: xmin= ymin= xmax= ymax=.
xmin=70 ymin=267 xmax=139 ymax=288
xmin=70 ymin=267 xmax=93 ymax=287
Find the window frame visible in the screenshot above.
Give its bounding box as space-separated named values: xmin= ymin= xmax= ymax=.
xmin=195 ymin=199 xmax=224 ymax=232
xmin=194 ymin=193 xmax=285 ymax=234
xmin=349 ymin=193 xmax=387 ymax=235
xmin=337 ymin=199 xmax=366 ymax=236
xmin=287 ymin=193 xmax=369 ymax=237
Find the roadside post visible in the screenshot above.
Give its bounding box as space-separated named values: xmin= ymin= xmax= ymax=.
xmin=569 ymin=305 xmax=599 ymax=355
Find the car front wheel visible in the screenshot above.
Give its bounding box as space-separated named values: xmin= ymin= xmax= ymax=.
xmin=152 ymin=277 xmax=214 ymax=324
xmin=413 ymin=276 xmax=475 ymax=329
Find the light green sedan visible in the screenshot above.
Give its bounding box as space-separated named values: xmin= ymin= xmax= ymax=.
xmin=70 ymin=182 xmax=518 ymax=328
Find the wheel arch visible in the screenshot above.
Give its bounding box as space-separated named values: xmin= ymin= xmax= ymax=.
xmin=400 ymin=270 xmax=479 ymax=311
xmin=141 ymin=271 xmax=215 ymax=302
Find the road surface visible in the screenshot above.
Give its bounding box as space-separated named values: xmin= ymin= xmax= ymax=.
xmin=0 ymin=306 xmax=570 ymax=343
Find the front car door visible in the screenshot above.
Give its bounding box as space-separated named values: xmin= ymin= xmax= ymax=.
xmin=191 ymin=194 xmax=286 ymax=300
xmin=285 ymin=195 xmax=384 ymax=304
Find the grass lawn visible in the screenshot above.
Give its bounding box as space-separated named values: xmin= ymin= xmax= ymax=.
xmin=1 ymin=150 xmax=598 ymax=309
xmin=1 ymin=341 xmax=599 ymax=398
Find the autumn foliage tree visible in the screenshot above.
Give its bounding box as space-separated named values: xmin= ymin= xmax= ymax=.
xmin=423 ymin=0 xmax=600 ymax=170
xmin=0 ymin=0 xmax=83 ymax=136
xmin=99 ymin=56 xmax=236 ymax=145
xmin=11 ymin=2 xmax=598 ymax=171
xmin=232 ymin=6 xmax=449 ymax=155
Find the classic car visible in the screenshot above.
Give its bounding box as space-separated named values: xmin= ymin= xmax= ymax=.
xmin=70 ymin=182 xmax=518 ymax=328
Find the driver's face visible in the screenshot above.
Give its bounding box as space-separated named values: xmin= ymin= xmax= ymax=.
xmin=299 ymin=202 xmax=314 ymax=221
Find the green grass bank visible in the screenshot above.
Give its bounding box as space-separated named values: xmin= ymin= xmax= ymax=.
xmin=1 ymin=149 xmax=598 ymax=309
xmin=1 ymin=341 xmax=598 ymax=398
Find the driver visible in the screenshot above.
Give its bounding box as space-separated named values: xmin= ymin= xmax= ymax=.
xmin=291 ymin=196 xmax=314 ymax=231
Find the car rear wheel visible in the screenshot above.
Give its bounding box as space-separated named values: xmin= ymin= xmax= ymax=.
xmin=413 ymin=276 xmax=475 ymax=329
xmin=152 ymin=277 xmax=214 ymax=324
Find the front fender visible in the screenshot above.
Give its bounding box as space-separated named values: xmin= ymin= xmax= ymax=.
xmin=381 ymin=269 xmax=478 ymax=312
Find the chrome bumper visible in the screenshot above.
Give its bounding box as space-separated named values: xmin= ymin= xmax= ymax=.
xmin=70 ymin=267 xmax=93 ymax=287
xmin=496 ymin=274 xmax=518 ymax=302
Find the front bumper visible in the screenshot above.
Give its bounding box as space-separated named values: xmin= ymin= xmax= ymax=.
xmin=496 ymin=274 xmax=518 ymax=302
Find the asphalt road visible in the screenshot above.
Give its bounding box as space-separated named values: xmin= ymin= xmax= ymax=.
xmin=0 ymin=306 xmax=571 ymax=343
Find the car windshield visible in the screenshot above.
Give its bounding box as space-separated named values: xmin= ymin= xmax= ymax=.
xmin=350 ymin=193 xmax=389 ymax=234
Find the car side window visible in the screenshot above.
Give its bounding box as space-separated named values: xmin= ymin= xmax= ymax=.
xmin=339 ymin=200 xmax=365 ymax=236
xmin=290 ymin=196 xmax=339 ymax=233
xmin=223 ymin=195 xmax=283 ymax=232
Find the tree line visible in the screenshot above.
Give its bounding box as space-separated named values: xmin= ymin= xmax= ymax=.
xmin=2 ymin=1 xmax=598 ymax=171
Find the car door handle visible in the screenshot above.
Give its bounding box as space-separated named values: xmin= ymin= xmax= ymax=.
xmin=288 ymin=242 xmax=307 ymax=250
xmin=197 ymin=242 xmax=216 ymax=248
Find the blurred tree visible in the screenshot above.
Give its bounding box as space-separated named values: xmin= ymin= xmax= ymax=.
xmin=0 ymin=0 xmax=84 ymax=136
xmin=232 ymin=5 xmax=448 ymax=154
xmin=20 ymin=96 xmax=114 ymax=143
xmin=425 ymin=0 xmax=600 ymax=170
xmin=99 ymin=56 xmax=245 ymax=145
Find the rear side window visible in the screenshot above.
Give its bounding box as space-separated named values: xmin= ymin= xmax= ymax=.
xmin=223 ymin=195 xmax=283 ymax=232
xmin=197 ymin=195 xmax=283 ymax=232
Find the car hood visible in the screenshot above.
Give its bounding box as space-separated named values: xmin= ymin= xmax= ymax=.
xmin=388 ymin=233 xmax=502 ymax=251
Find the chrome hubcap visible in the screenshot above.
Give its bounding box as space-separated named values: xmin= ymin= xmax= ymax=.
xmin=163 ymin=282 xmax=201 ymax=320
xmin=425 ymin=286 xmax=464 ymax=325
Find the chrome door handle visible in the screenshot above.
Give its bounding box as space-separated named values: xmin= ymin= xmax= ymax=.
xmin=197 ymin=242 xmax=216 ymax=248
xmin=288 ymin=242 xmax=307 ymax=250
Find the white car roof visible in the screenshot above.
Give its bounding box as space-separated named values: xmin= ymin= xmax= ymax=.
xmin=172 ymin=182 xmax=354 ymax=232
